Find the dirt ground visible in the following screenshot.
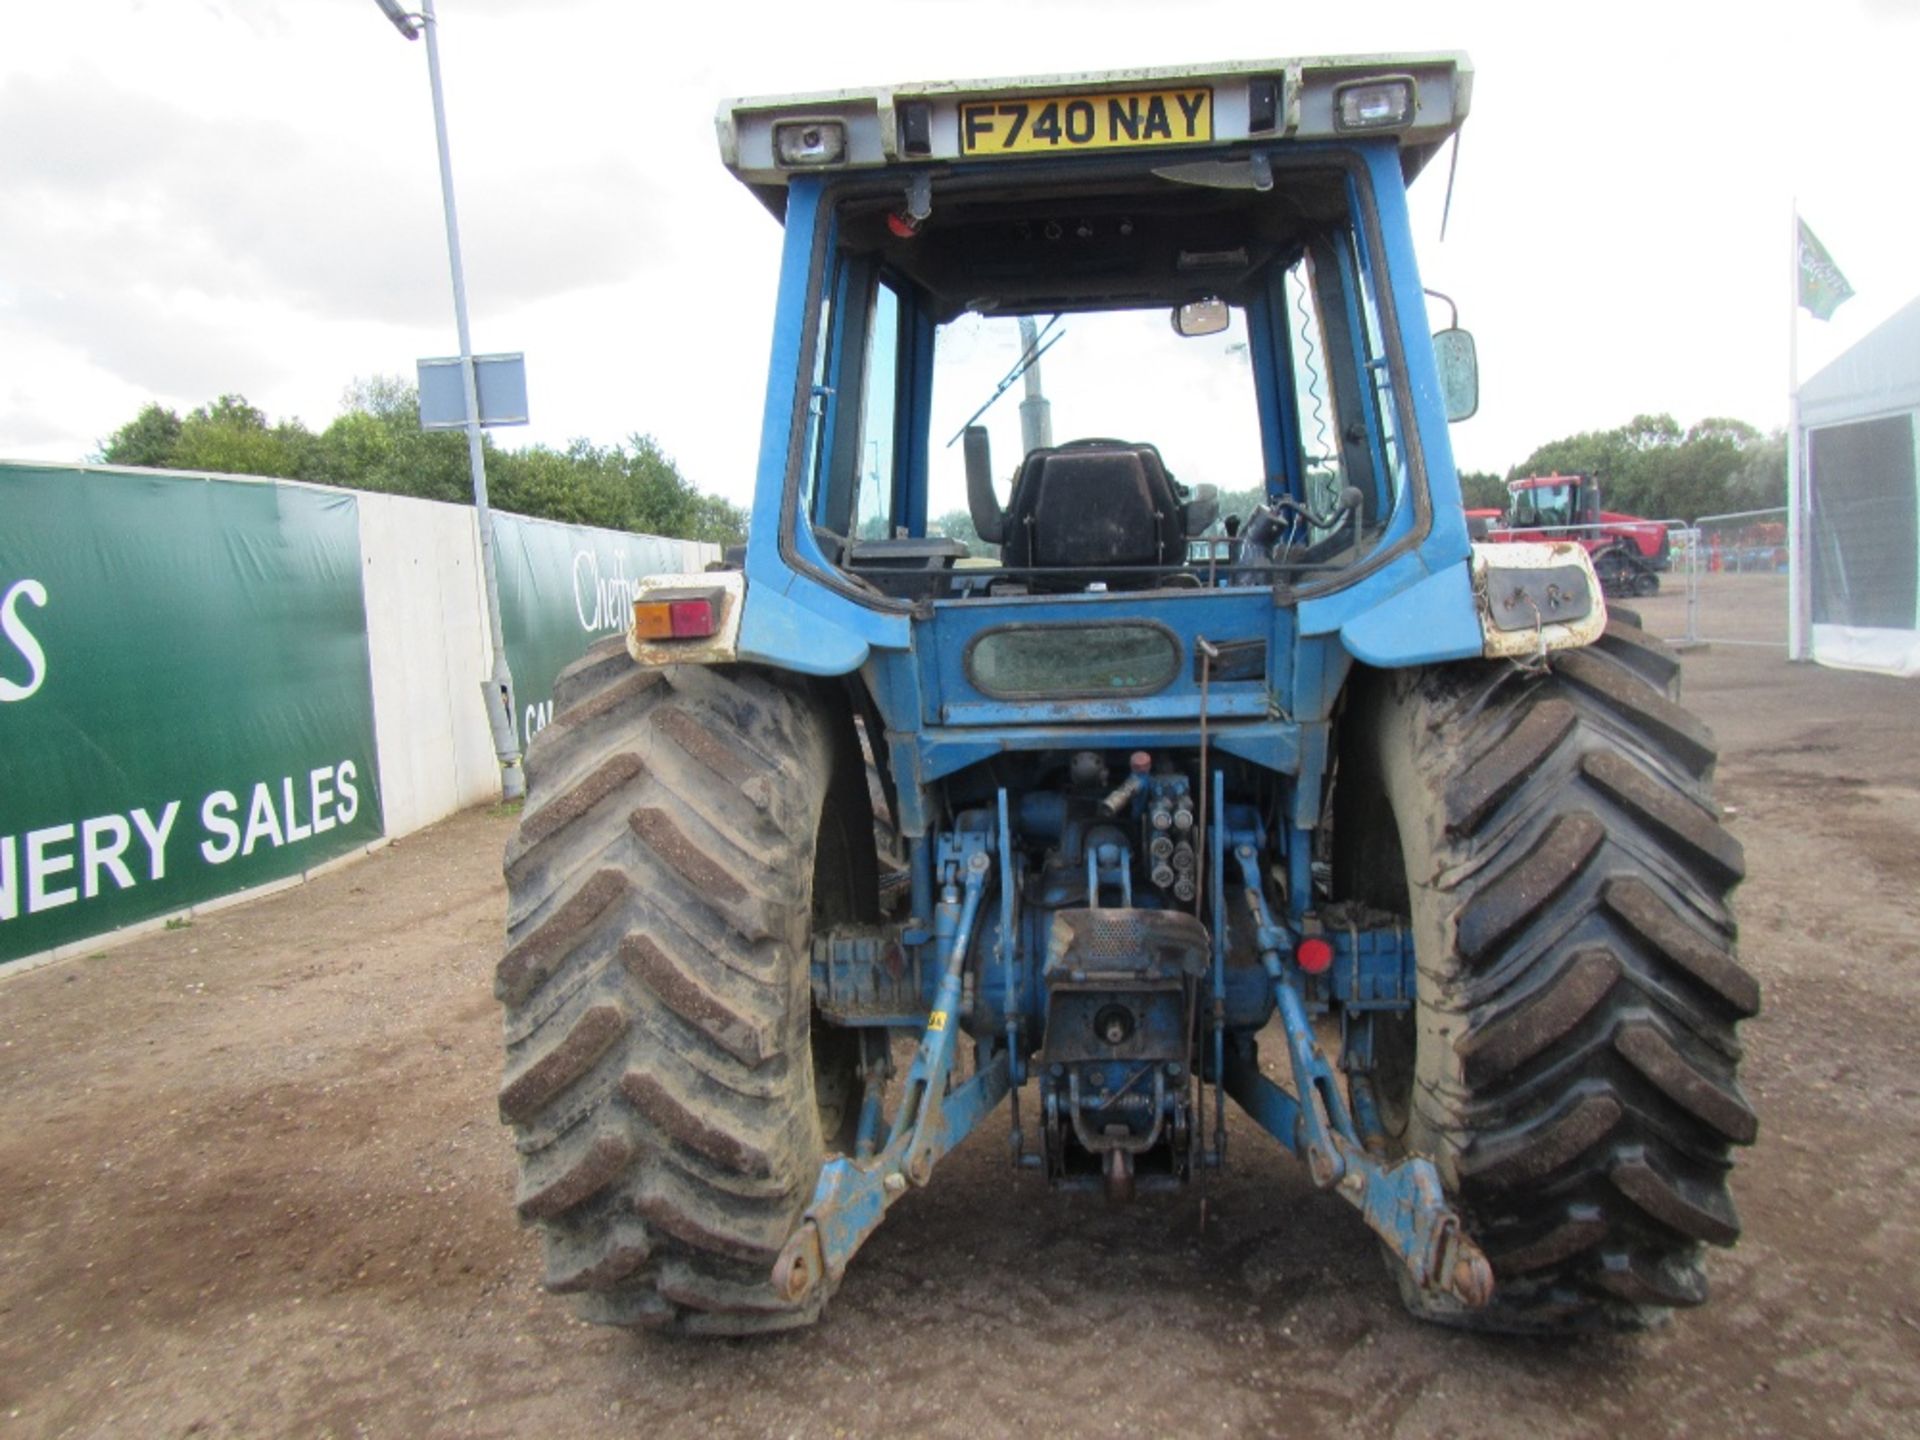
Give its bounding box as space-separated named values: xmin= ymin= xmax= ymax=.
xmin=4 ymin=577 xmax=1918 ymax=1440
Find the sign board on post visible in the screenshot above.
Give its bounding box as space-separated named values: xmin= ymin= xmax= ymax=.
xmin=417 ymin=352 xmax=529 ymax=429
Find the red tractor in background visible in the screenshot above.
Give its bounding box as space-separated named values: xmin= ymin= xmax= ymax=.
xmin=1468 ymin=472 xmax=1670 ymax=596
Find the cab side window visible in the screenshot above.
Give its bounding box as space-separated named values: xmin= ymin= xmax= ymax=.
xmin=852 ymin=282 xmax=901 ymax=540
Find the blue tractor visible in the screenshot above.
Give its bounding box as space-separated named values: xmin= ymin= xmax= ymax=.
xmin=495 ymin=53 xmax=1756 ymax=1336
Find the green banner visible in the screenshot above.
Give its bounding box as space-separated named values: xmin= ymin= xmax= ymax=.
xmin=492 ymin=512 xmax=690 ymax=746
xmin=0 ymin=464 xmax=383 ymax=965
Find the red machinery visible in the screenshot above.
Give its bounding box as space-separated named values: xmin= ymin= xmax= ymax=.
xmin=1473 ymin=473 xmax=1669 ymax=596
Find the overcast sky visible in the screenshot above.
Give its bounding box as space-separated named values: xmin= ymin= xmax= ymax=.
xmin=3 ymin=0 xmax=1916 ymax=507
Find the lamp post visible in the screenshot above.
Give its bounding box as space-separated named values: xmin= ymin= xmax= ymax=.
xmin=1016 ymin=314 xmax=1053 ymax=455
xmin=375 ymin=0 xmax=525 ymax=800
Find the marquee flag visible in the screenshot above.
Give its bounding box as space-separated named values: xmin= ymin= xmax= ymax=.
xmin=1797 ymin=219 xmax=1855 ymax=321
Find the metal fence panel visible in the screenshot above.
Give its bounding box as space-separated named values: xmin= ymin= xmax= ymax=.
xmin=1686 ymin=508 xmax=1790 ymax=649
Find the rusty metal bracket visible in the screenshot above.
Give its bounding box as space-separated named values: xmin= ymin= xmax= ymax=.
xmin=773 ymin=1050 xmax=1010 ymax=1303
xmin=1329 ymin=1135 xmax=1494 ymax=1306
xmin=1227 ymin=842 xmax=1494 ymax=1310
xmin=772 ymin=846 xmax=1012 ymax=1305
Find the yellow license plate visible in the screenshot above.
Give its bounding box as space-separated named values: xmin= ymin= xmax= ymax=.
xmin=959 ymin=87 xmax=1213 ymax=157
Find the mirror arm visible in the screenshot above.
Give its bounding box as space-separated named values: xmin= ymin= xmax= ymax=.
xmin=1423 ymin=287 xmax=1459 ymax=330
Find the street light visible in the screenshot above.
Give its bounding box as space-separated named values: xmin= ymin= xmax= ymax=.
xmin=373 ymin=0 xmax=422 ymax=40
xmin=374 ymin=0 xmax=525 ymax=801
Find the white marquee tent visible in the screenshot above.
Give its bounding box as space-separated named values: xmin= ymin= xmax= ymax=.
xmin=1792 ymin=295 xmax=1920 ymax=676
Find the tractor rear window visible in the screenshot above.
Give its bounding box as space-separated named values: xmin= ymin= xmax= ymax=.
xmin=926 ymin=309 xmax=1265 ymax=554
xmin=800 ymin=156 xmax=1425 ymax=599
xmin=1513 ymin=482 xmax=1574 ymax=527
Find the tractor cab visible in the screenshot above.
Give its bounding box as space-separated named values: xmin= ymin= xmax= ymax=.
xmin=713 ymin=56 xmax=1491 ymax=680
xmin=1508 ymin=473 xmax=1593 ymax=530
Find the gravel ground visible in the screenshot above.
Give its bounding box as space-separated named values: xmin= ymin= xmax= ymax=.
xmin=3 ymin=579 xmax=1917 ymax=1439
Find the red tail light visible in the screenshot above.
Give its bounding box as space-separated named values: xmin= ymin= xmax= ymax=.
xmin=633 ymin=587 xmax=724 ymax=641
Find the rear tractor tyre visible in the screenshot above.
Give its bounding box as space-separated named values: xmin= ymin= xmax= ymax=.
xmin=494 ymin=636 xmax=868 ymax=1336
xmin=1346 ymin=615 xmax=1757 ymax=1332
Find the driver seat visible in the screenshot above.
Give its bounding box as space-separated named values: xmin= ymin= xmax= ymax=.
xmin=999 ymin=439 xmax=1187 ymax=584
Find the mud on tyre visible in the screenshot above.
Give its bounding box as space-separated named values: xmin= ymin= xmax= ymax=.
xmin=494 ymin=637 xmax=870 ymax=1335
xmin=1339 ymin=613 xmax=1758 ymax=1331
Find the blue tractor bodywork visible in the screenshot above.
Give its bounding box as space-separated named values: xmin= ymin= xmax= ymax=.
xmin=662 ymin=55 xmax=1599 ymax=1315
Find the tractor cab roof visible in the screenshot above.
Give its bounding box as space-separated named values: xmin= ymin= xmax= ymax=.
xmin=718 ymin=52 xmax=1472 ymax=215
xmin=717 ymin=54 xmax=1471 ymax=322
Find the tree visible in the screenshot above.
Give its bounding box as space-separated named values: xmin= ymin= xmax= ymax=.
xmin=89 ymin=380 xmax=746 ymax=546
xmin=1457 ymin=470 xmax=1506 ymax=510
xmin=931 ymin=508 xmax=993 ymax=558
xmin=1509 ymin=412 xmax=1779 ymax=523
xmin=99 ymin=403 xmax=183 ymax=468
xmin=313 ymin=376 xmax=470 ymax=503
xmin=1725 ymin=429 xmax=1787 ymax=512
xmin=1213 ymin=484 xmax=1267 ymax=526
xmin=169 ymin=394 xmax=307 ymax=478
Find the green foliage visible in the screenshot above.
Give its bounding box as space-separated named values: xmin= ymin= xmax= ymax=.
xmin=311 ymin=377 xmax=473 ymax=504
xmin=166 ymin=394 xmax=308 ymax=478
xmin=1724 ymin=428 xmax=1788 ymax=511
xmin=1510 ymin=413 xmax=1784 ymax=522
xmin=100 ymin=386 xmax=1783 ymax=545
xmin=488 ymin=434 xmax=747 ymax=544
xmin=1213 ymin=485 xmax=1266 ymax=527
xmin=1457 ymin=470 xmax=1507 ymax=510
xmin=92 ymin=379 xmax=746 ymax=545
xmin=930 ymin=507 xmax=992 ymax=557
xmin=100 ymin=404 xmax=183 ymax=468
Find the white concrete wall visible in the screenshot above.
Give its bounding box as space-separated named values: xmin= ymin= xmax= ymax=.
xmin=358 ymin=493 xmax=502 ymax=837
xmin=358 ymin=497 xmax=721 ymax=839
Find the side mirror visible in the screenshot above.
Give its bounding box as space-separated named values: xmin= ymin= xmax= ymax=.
xmin=1171 ymin=297 xmax=1229 ymax=338
xmin=1432 ymin=327 xmax=1479 ymax=422
xmin=963 ymin=425 xmax=1005 ymax=544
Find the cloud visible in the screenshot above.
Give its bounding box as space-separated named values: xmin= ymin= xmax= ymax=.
xmin=5 ymin=0 xmax=1918 ymax=494
xmin=5 ymin=285 xmax=287 ymax=400
xmin=0 ymin=68 xmax=671 ymax=350
xmin=0 ymin=404 xmax=78 ymax=450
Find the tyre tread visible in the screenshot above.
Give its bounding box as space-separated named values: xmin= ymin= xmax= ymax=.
xmin=498 ymin=647 xmax=843 ymax=1334
xmin=1368 ymin=616 xmax=1755 ymax=1332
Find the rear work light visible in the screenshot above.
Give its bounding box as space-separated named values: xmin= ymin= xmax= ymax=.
xmin=1333 ymin=76 xmax=1414 ymax=131
xmin=632 ymin=586 xmax=726 ymax=641
xmin=774 ymin=119 xmax=847 ymax=166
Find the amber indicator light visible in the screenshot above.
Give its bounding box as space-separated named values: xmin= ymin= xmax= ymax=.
xmin=632 ymin=587 xmax=724 ymax=640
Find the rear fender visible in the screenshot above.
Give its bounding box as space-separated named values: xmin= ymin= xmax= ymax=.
xmin=1328 ymin=544 xmax=1605 ymax=669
